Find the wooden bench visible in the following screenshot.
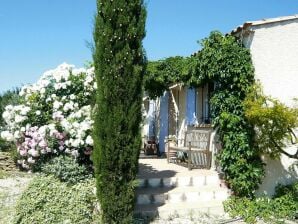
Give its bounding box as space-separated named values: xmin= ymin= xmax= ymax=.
xmin=166 ymin=130 xmax=212 ymax=170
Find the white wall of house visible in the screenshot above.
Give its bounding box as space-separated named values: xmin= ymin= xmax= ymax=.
xmin=240 ymin=18 xmax=298 ymax=196
xmin=168 ymin=86 xmax=187 ymax=145
xmin=242 ymin=19 xmax=298 ymax=107
xmin=177 ymin=87 xmax=187 ymax=146
xmin=141 ymin=99 xmax=149 ymax=139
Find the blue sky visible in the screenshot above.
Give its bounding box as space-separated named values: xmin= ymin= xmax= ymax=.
xmin=0 ymin=0 xmax=298 ymax=93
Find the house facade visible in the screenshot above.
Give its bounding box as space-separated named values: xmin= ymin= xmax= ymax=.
xmin=142 ymin=82 xmax=218 ymax=168
xmin=143 ymin=84 xmax=213 ymax=148
xmin=142 ymin=14 xmax=298 ymax=196
xmin=232 ymin=15 xmax=298 ymax=196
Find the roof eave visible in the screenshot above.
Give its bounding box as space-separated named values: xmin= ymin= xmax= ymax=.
xmin=231 ymin=14 xmax=298 ymax=36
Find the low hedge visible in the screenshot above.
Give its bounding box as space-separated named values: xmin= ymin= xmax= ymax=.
xmin=14 ymin=175 xmax=99 ymax=224
xmin=40 ymin=155 xmax=92 ymax=184
xmin=224 ymin=182 xmax=298 ymax=223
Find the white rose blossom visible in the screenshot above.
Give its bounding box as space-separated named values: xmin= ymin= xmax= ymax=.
xmin=1 ymin=63 xmax=96 ymax=169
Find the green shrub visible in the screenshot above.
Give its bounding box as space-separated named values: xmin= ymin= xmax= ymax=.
xmin=224 ymin=182 xmax=298 ymax=223
xmin=14 ymin=175 xmax=99 ymax=224
xmin=0 ymin=137 xmax=12 ymax=151
xmin=201 ymin=32 xmax=264 ymax=197
xmin=41 ymin=156 xmax=92 ymax=184
xmin=93 ymin=0 xmax=146 ymax=223
xmin=274 ymin=182 xmax=298 ymax=198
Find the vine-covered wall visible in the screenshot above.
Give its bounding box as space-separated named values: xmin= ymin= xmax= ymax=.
xmin=145 ymin=31 xmax=265 ymax=197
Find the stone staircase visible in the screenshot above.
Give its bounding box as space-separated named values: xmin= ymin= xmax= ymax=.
xmin=135 ymin=160 xmax=230 ymax=219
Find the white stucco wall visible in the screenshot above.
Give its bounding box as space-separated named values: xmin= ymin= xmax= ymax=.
xmin=167 ymin=87 xmax=188 ymax=146
xmin=243 ymin=19 xmax=298 ymax=107
xmin=242 ymin=19 xmax=298 ymax=196
xmin=141 ymin=100 xmax=149 ymax=139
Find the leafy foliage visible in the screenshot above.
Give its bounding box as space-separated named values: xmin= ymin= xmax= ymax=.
xmin=224 ymin=182 xmax=298 ymax=223
xmin=0 ymin=138 xmax=12 ymax=152
xmin=190 ymin=31 xmax=264 ymax=196
xmin=244 ymin=84 xmax=298 ymax=159
xmin=93 ymin=0 xmax=146 ymax=223
xmin=145 ymin=56 xmax=191 ymax=98
xmin=41 ymin=155 xmax=92 ymax=184
xmin=14 ymin=175 xmax=98 ymax=224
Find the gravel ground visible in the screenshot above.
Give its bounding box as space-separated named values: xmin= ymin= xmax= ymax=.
xmin=134 ymin=212 xmax=246 ymax=224
xmin=0 ymin=172 xmax=33 ymax=224
xmin=150 ymin=216 xmax=245 ymax=224
xmin=143 ymin=214 xmax=297 ymax=224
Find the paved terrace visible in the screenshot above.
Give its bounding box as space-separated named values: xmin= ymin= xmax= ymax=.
xmin=137 ymin=158 xmax=218 ymax=179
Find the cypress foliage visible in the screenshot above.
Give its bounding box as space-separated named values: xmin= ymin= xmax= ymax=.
xmin=92 ymin=0 xmax=146 ymax=223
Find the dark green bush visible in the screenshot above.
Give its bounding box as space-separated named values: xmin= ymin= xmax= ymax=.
xmin=14 ymin=175 xmax=98 ymax=224
xmin=41 ymin=156 xmax=92 ymax=184
xmin=224 ymin=182 xmax=298 ymax=223
xmin=202 ymin=33 xmax=265 ymax=197
xmin=0 ymin=137 xmax=13 ymax=151
xmin=93 ymin=0 xmax=146 ymax=223
xmin=274 ymin=182 xmax=298 ymax=198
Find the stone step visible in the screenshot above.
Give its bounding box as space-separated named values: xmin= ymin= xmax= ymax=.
xmin=134 ymin=200 xmax=226 ymax=219
xmin=136 ymin=186 xmax=229 ymax=205
xmin=137 ymin=174 xmax=222 ymax=188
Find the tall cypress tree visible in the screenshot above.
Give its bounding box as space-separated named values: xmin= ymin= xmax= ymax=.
xmin=93 ymin=0 xmax=146 ymax=223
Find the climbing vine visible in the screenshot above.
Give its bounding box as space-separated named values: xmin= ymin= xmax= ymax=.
xmin=145 ymin=31 xmax=265 ymax=197
xmin=144 ymin=56 xmax=191 ymax=98
xmin=193 ymin=32 xmax=264 ymax=197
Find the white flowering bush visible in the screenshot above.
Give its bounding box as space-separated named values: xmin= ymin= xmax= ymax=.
xmin=1 ymin=63 xmax=96 ymax=169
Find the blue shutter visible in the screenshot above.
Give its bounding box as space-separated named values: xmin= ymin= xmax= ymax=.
xmin=148 ymin=100 xmax=155 ymax=138
xmin=159 ymin=91 xmax=169 ymax=153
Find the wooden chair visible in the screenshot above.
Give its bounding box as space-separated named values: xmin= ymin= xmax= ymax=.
xmin=166 ymin=130 xmax=212 ymax=170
